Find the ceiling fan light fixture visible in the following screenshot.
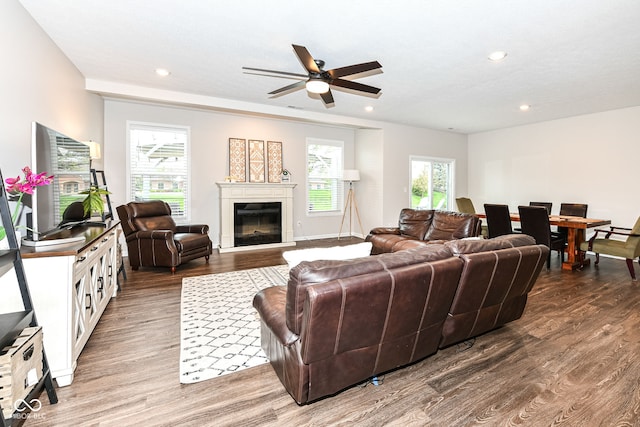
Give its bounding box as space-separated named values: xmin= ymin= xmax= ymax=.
xmin=488 ymin=51 xmax=507 ymax=62
xmin=306 ymin=79 xmax=330 ymax=94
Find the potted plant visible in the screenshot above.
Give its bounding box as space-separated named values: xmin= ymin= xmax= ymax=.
xmin=80 ymin=185 xmax=111 ymax=219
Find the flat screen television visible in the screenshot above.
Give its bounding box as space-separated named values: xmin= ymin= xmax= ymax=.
xmin=25 ymin=122 xmax=92 ymax=241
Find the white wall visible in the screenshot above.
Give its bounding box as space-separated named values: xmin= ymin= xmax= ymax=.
xmin=355 ymin=129 xmax=384 ymax=235
xmin=468 ymin=106 xmax=640 ymax=228
xmin=0 ymin=0 xmax=103 ymax=178
xmin=380 ymin=123 xmax=469 ymax=226
xmin=104 ymin=99 xmax=358 ymax=244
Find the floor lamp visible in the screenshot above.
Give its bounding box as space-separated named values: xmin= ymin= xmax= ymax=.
xmin=338 ymin=169 xmax=365 ymax=239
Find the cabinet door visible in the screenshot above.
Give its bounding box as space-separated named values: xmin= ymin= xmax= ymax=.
xmin=102 ymin=230 xmax=117 ymax=298
xmin=72 ymin=256 xmax=91 ymax=359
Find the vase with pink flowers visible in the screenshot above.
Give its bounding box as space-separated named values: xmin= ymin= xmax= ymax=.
xmin=0 ymin=166 xmax=54 ymax=246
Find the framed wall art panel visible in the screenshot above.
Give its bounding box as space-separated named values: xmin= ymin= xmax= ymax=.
xmin=228 ymin=138 xmax=246 ymax=182
xmin=248 ymin=139 xmax=265 ymax=183
xmin=267 ymin=141 xmax=283 ymax=183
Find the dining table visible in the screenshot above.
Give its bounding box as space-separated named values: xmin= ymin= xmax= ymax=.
xmin=476 ymin=212 xmax=611 ymax=270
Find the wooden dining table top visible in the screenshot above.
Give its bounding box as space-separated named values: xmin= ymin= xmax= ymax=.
xmin=476 ymin=212 xmax=611 ymax=229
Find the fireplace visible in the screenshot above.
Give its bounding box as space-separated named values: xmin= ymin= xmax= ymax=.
xmin=234 ymin=202 xmax=282 ymax=246
xmin=217 ymin=182 xmax=296 ymax=252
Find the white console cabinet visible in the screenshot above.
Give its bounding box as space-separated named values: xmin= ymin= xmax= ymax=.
xmin=0 ymin=222 xmax=119 ymax=387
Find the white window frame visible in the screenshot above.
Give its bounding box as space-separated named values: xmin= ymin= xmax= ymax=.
xmin=409 ymin=155 xmax=455 ymax=210
xmin=126 ymin=121 xmax=191 ymax=222
xmin=306 ymin=137 xmax=344 ymax=217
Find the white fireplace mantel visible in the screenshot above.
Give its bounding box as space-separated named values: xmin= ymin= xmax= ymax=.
xmin=216 ymin=182 xmax=297 ymax=252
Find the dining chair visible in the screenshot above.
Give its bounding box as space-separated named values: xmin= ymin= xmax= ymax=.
xmin=560 ymin=203 xmax=588 ymax=217
xmin=514 ymin=202 xmax=553 ymax=232
xmin=530 ymin=202 xmax=552 ymax=214
xmin=558 ymin=203 xmax=588 ymax=246
xmin=484 ymin=204 xmax=514 ymax=238
xmin=579 ymin=216 xmax=640 ymax=280
xmin=457 ymin=197 xmax=488 ymax=237
xmin=456 ymin=197 xmax=476 ymax=214
xmin=518 ymin=205 xmax=566 ymax=269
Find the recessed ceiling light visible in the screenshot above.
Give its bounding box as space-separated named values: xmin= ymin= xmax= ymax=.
xmin=155 ymin=68 xmax=171 ymax=77
xmin=488 ymin=51 xmax=507 ymax=62
xmin=520 ymin=104 xmax=531 ymax=111
xmin=364 ymin=106 xmax=374 ymax=112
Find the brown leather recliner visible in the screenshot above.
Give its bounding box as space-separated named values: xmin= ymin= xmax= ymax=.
xmin=116 ymin=200 xmax=212 ymax=273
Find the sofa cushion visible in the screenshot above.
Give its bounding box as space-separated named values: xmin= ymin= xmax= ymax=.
xmin=285 ymin=244 xmax=453 ymax=335
xmin=424 ymin=211 xmax=478 ymax=241
xmin=282 ymin=242 xmax=372 ymax=269
xmin=444 ymin=234 xmax=535 ymax=255
xmin=398 ymin=208 xmax=434 ymax=239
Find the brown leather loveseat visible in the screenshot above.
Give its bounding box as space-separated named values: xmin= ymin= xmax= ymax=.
xmin=366 ymin=208 xmax=482 ymax=254
xmin=117 ymin=200 xmax=212 ymax=273
xmin=253 ymin=234 xmax=547 ymax=404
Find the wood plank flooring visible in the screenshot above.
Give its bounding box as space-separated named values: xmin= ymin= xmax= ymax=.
xmin=25 ymin=238 xmax=640 ymax=426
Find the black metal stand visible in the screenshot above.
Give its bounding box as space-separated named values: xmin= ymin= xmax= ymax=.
xmin=0 ymin=170 xmax=58 ymax=426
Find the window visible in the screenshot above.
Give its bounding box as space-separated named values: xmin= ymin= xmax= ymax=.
xmin=306 ymin=138 xmax=344 ymax=215
xmin=63 ymin=182 xmax=79 ymax=194
xmin=127 ymin=122 xmax=190 ymax=220
xmin=410 ymin=156 xmax=454 ymax=210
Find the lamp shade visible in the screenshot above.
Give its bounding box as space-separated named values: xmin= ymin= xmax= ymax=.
xmin=342 ymin=169 xmax=360 ymax=182
xmin=83 ymin=140 xmax=102 ymax=160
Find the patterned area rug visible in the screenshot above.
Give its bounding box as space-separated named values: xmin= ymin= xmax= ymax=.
xmin=180 ymin=265 xmax=289 ymax=383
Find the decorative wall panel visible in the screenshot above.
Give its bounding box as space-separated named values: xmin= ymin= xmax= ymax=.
xmin=228 ymin=138 xmax=246 ymax=182
xmin=267 ymin=141 xmax=283 ymax=183
xmin=249 ymin=140 xmax=265 ymax=183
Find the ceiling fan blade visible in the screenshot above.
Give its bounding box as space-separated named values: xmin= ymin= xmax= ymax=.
xmin=328 ymin=61 xmax=382 ymax=78
xmin=268 ymin=80 xmax=306 ymax=95
xmin=292 ymin=44 xmax=320 ymax=73
xmin=331 ymin=79 xmax=381 ymax=95
xmin=242 ymin=66 xmax=308 ymax=79
xmin=320 ymin=89 xmax=334 ymax=105
xmin=243 ymin=72 xmax=305 ymax=81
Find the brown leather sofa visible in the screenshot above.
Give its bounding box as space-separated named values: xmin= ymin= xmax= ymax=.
xmin=253 ymin=234 xmax=547 ymax=404
xmin=366 ymin=208 xmax=482 ymax=254
xmin=116 ymin=200 xmax=212 ymax=273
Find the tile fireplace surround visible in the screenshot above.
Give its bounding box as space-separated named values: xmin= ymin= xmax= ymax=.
xmin=216 ymin=182 xmax=296 ymax=253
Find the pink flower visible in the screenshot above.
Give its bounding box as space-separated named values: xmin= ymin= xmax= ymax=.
xmin=5 ymin=167 xmax=53 ymax=195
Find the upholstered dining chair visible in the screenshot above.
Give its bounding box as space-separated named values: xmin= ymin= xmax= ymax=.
xmin=484 ymin=204 xmax=514 ymax=238
xmin=557 ymin=202 xmax=588 ymax=239
xmin=518 ymin=205 xmax=566 ymax=269
xmin=116 ymin=200 xmax=213 ymax=273
xmin=514 ymin=202 xmax=553 ymax=232
xmin=456 ymin=197 xmax=476 ymax=214
xmin=579 ymin=216 xmax=640 ymax=280
xmin=530 ymin=202 xmax=552 ymax=214
xmin=457 ymin=197 xmax=488 ymax=237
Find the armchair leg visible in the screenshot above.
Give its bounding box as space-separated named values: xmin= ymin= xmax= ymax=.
xmin=171 ymin=266 xmax=176 ymax=274
xmin=625 ymin=258 xmax=637 ymax=281
xmin=595 ymin=253 xmax=600 ymax=265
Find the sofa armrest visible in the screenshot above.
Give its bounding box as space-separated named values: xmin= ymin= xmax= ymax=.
xmin=176 ymin=224 xmax=209 ymax=234
xmin=253 ymin=286 xmax=299 ymax=347
xmin=368 ymin=227 xmax=400 ymax=235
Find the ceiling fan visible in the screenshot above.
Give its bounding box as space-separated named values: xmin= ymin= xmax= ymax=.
xmin=243 ymin=44 xmax=382 ymax=106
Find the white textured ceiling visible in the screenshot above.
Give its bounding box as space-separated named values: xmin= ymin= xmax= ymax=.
xmin=19 ymin=0 xmax=640 ymax=133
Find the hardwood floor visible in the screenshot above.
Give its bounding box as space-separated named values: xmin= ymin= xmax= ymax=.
xmin=25 ymin=238 xmax=640 ymax=426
